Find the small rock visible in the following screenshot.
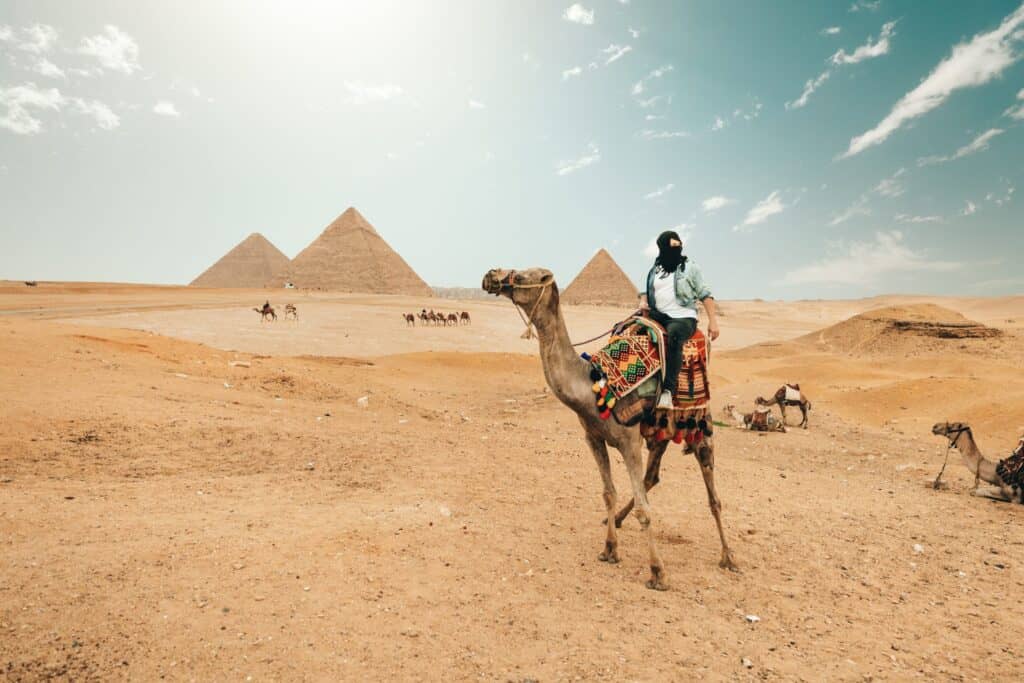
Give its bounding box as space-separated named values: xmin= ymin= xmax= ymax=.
xmin=913 ymin=543 xmax=924 ymax=554
xmin=439 ymin=506 xmax=452 ymax=517
xmin=229 ymin=361 xmax=251 ymax=368
xmin=745 ymin=614 xmax=760 ymax=623
xmin=742 ymin=657 xmax=753 ymax=668
xmin=304 ymin=462 xmax=315 ymax=471
xmin=356 ymin=396 xmax=369 ymax=408
xmin=223 ymin=382 xmax=232 ymax=389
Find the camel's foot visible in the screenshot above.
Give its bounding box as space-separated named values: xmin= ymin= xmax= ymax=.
xmin=645 ymin=565 xmax=669 ymax=591
xmin=598 ymin=541 xmax=620 ymax=564
xmin=719 ymin=552 xmax=740 ymax=572
xmin=971 ymin=486 xmax=1010 ymax=502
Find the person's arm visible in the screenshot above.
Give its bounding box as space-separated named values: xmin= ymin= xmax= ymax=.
xmin=702 ymin=297 xmax=720 ymax=341
xmin=639 ymin=293 xmax=650 ymax=313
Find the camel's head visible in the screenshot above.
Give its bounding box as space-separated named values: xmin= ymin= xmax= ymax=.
xmin=482 ymin=268 xmax=557 ymax=308
xmin=932 ymin=421 xmax=970 ymax=439
xmin=754 ymin=396 xmax=768 ymax=406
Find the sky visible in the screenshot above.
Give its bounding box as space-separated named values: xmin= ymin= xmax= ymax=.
xmin=1 ymin=0 xmax=1022 ymax=299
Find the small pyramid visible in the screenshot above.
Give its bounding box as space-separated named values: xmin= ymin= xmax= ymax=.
xmin=190 ymin=233 xmax=290 ymax=288
xmin=266 ymin=208 xmax=431 ymax=295
xmin=562 ymin=248 xmax=638 ymax=306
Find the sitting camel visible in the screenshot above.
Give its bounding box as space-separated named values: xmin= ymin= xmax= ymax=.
xmin=932 ymin=422 xmax=1024 ymax=503
xmin=756 ymin=384 xmax=811 ymax=429
xmin=483 ymin=267 xmax=736 ymax=590
xmin=284 ymin=304 xmax=298 ymax=321
xmin=722 ymin=404 xmax=785 ymax=432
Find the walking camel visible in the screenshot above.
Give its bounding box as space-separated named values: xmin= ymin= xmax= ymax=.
xmin=932 ymin=422 xmax=1024 ymax=503
xmin=460 ymin=311 xmax=472 ymax=325
xmin=403 ymin=313 xmax=416 ymax=327
xmin=284 ymin=304 xmax=298 ymax=321
xmin=483 ymin=267 xmax=736 ymax=590
xmin=253 ymin=305 xmax=276 ymax=323
xmin=756 ymin=384 xmax=811 ymax=429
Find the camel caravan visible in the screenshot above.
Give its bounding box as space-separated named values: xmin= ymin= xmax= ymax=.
xmin=406 ymin=309 xmax=471 ymax=327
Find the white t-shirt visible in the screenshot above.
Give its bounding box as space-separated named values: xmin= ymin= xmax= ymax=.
xmin=652 ymin=267 xmax=697 ymax=320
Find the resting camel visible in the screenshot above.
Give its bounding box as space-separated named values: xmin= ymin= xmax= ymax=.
xmin=723 ymin=404 xmax=785 ymax=432
xmin=483 ymin=267 xmax=735 ymax=590
xmin=932 ymin=422 xmax=1024 ymax=503
xmin=284 ymin=304 xmax=298 ymax=321
xmin=253 ymin=305 xmax=276 ymax=322
xmin=460 ymin=311 xmax=471 ymax=325
xmin=756 ymin=384 xmax=811 ymax=429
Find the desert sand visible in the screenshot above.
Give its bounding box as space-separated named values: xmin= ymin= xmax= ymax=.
xmin=2 ymin=280 xmax=1024 ymax=680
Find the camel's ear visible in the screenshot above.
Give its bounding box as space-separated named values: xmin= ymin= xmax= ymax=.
xmin=541 ymin=272 xmax=554 ymax=284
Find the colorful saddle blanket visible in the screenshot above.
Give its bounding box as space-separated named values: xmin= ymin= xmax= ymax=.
xmin=588 ymin=317 xmax=711 ymax=426
xmin=996 ymin=439 xmax=1024 ymax=501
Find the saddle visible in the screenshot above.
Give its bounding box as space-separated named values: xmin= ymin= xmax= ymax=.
xmin=996 ymin=438 xmax=1024 ymax=500
xmin=587 ymin=317 xmax=711 ymax=443
xmin=784 ymin=384 xmax=802 ymax=403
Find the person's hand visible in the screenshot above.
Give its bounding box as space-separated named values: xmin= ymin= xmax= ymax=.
xmin=639 ymin=302 xmax=650 ymax=314
xmin=707 ymin=320 xmax=720 ymax=341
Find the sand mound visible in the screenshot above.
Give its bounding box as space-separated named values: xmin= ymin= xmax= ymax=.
xmin=562 ymin=248 xmax=637 ymax=306
xmin=190 ymin=233 xmax=290 ymax=288
xmin=802 ymin=304 xmax=1001 ymax=356
xmin=266 ymin=208 xmax=431 ymax=296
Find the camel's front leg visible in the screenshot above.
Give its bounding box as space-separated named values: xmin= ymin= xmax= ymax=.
xmin=779 ymin=402 xmax=787 ymax=426
xmin=971 ymin=485 xmax=1011 ymax=502
xmin=620 ymin=441 xmax=668 ymax=590
xmin=613 ymin=440 xmax=667 ymax=528
xmin=694 ymin=439 xmax=738 ymax=571
xmin=801 ymin=404 xmax=808 ymax=428
xmin=583 ymin=429 xmax=620 ymax=564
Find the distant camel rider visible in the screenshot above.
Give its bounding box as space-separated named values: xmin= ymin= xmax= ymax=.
xmin=639 ymin=230 xmax=720 ymax=409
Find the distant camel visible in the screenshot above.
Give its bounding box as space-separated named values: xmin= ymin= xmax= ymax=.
xmin=460 ymin=311 xmax=471 ymax=325
xmin=254 ymin=306 xmax=276 ymax=323
xmin=757 ymin=384 xmax=811 ymax=429
xmin=419 ymin=309 xmax=430 ymax=325
xmin=447 ymin=313 xmax=459 ymax=326
xmin=24 ymin=281 xmax=37 ymax=287
xmin=284 ymin=304 xmax=298 ymax=321
xmin=403 ymin=313 xmax=416 ymax=327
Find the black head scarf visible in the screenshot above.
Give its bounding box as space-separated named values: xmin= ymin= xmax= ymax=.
xmin=655 ymin=230 xmax=686 ymax=273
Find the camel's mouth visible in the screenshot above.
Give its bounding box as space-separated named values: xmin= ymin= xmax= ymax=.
xmin=481 ymin=269 xmax=511 ymax=297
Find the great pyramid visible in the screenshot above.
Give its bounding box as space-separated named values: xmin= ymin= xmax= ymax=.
xmin=562 ymin=248 xmax=638 ymax=306
xmin=266 ymin=208 xmax=431 ymax=295
xmin=190 ymin=233 xmax=290 ymax=288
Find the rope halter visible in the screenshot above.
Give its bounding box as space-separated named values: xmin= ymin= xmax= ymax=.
xmin=495 ymin=270 xmax=552 ymax=340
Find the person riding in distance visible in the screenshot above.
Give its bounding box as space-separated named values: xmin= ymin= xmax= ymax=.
xmin=639 ymin=230 xmax=720 ymax=410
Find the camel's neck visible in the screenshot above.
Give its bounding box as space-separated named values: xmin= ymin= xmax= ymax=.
xmin=528 ymin=289 xmax=593 ymax=411
xmin=951 ymin=430 xmax=1000 ymax=485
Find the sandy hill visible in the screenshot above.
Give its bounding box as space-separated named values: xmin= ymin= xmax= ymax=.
xmin=190 ymin=233 xmax=290 ymax=288
xmin=561 ymin=248 xmax=638 ymax=306
xmin=800 ymin=304 xmax=1001 ymax=356
xmin=267 ymin=208 xmax=431 ymax=296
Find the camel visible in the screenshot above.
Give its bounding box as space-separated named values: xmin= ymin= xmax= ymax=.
xmin=460 ymin=311 xmax=471 ymax=325
xmin=483 ymin=267 xmax=736 ymax=590
xmin=403 ymin=313 xmax=416 ymax=327
xmin=722 ymin=404 xmax=785 ymax=432
xmin=447 ymin=313 xmax=459 ymax=326
xmin=253 ymin=305 xmax=276 ymax=322
xmin=932 ymin=422 xmax=1024 ymax=503
xmin=756 ymin=384 xmax=811 ymax=429
xmin=284 ymin=304 xmax=298 ymax=321
xmin=419 ymin=309 xmax=430 ymax=325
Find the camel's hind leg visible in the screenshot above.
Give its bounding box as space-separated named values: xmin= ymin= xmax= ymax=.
xmin=694 ymin=438 xmax=738 ymax=571
xmin=582 ymin=427 xmax=620 ymax=564
xmin=617 ymin=439 xmax=668 ymax=590
xmin=801 ymin=403 xmax=808 ymax=428
xmin=612 ymin=440 xmax=668 ymax=528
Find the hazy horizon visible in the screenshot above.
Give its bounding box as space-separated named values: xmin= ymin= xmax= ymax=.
xmin=1 ymin=1 xmax=1022 ymax=299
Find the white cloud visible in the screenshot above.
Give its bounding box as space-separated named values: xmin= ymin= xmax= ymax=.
xmin=603 ymin=44 xmax=632 ymax=64
xmin=711 ymin=116 xmax=725 ymax=131
xmin=0 ymin=26 xmax=12 ymax=43
xmin=468 ymin=99 xmax=486 ymax=109
xmin=701 ymin=195 xmax=734 ymax=213
xmin=563 ymin=4 xmax=595 ymax=25
xmin=561 ymin=66 xmax=583 ymax=80
xmin=829 ymin=196 xmax=871 ymax=226
xmin=735 ymin=190 xmax=787 ymax=230
xmin=153 ymin=100 xmax=180 ymax=117
xmin=849 ymin=0 xmax=881 ymax=12
xmin=638 ymin=129 xmax=688 ymax=140
xmin=0 ymin=82 xmax=64 ymax=134
xmin=190 ymin=86 xmax=201 ymax=97
xmin=644 ymin=114 xmax=665 ymax=121
xmin=556 ymin=142 xmax=600 ymax=176
xmin=787 ymin=21 xmax=895 ymax=109
xmin=782 ymin=231 xmax=961 ymax=286
xmin=917 ymin=128 xmax=1005 ymax=166
xmin=631 ymin=64 xmax=673 ymax=96
xmin=1004 ymin=88 xmax=1024 ymax=119
xmin=18 ymin=24 xmax=58 ymax=53
xmin=831 ymin=20 xmax=896 ymax=64
xmin=822 ymin=26 xmax=841 ymax=36
xmin=343 ymin=81 xmax=403 ymax=104
xmin=644 ymin=183 xmax=674 ymax=200
xmin=895 ymin=214 xmax=943 ymax=224
xmin=32 ymin=58 xmax=65 ymax=79
xmin=637 ymin=94 xmax=671 ymax=108
xmin=787 ymin=71 xmax=831 ymax=109
xmin=842 ymin=4 xmax=1024 ymax=158
xmin=961 ymin=200 xmax=978 ymax=216
xmin=629 ymin=27 xmax=640 ymax=39
xmin=74 ymin=98 xmax=119 ymax=129
xmin=734 ymin=100 xmax=763 ymax=121
xmin=643 ymin=238 xmax=659 ymax=258
xmin=78 ymin=25 xmax=141 ymax=74
xmin=873 ymin=167 xmax=906 ymax=197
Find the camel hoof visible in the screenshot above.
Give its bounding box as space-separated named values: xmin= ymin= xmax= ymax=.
xmin=645 ymin=578 xmax=670 ymax=591
xmin=719 ymin=556 xmax=740 ymax=572
xmin=598 ymin=552 xmax=620 ymax=564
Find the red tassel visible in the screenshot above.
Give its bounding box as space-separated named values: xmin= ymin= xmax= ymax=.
xmin=599 ymin=409 xmax=612 ymax=420
xmin=672 ymin=429 xmax=684 ymax=444
xmin=655 ymin=428 xmax=667 ymax=442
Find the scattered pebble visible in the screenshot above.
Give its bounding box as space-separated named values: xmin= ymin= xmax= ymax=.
xmin=913 ymin=543 xmax=925 ymax=554
xmin=745 ymin=614 xmax=761 ymax=623
xmin=229 ymin=361 xmax=251 ymax=368
xmin=742 ymin=657 xmax=753 ymax=668
xmin=356 ymin=396 xmax=369 ymax=408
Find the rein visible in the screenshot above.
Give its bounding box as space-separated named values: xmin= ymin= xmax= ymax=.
xmin=498 ymin=271 xmax=552 ymax=340
xmin=933 ymin=425 xmax=969 ymax=490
